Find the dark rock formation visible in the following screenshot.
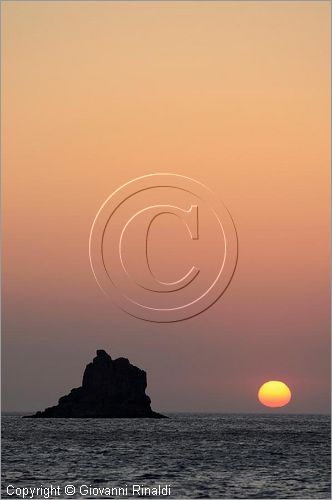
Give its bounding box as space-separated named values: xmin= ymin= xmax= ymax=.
xmin=26 ymin=350 xmax=165 ymax=418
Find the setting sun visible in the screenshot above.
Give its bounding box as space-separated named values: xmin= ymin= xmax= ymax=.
xmin=258 ymin=381 xmax=292 ymax=408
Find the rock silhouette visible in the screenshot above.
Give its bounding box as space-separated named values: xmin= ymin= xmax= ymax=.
xmin=27 ymin=350 xmax=165 ymax=418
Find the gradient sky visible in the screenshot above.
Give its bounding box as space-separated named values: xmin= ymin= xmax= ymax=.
xmin=2 ymin=1 xmax=330 ymax=413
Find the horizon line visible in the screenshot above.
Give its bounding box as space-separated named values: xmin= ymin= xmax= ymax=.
xmin=2 ymin=410 xmax=331 ymax=416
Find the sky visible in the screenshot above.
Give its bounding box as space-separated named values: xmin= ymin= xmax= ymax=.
xmin=2 ymin=1 xmax=330 ymax=413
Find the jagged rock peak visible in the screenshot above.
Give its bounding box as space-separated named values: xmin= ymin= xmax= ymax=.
xmin=26 ymin=349 xmax=165 ymax=419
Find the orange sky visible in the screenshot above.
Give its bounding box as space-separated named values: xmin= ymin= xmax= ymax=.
xmin=2 ymin=1 xmax=330 ymax=412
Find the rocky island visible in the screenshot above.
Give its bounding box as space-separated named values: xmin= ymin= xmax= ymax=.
xmin=26 ymin=349 xmax=165 ymax=418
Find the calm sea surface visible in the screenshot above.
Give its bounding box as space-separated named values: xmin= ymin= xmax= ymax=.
xmin=2 ymin=414 xmax=330 ymax=499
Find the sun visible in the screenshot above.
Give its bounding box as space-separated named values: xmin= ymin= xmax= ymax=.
xmin=258 ymin=381 xmax=291 ymax=408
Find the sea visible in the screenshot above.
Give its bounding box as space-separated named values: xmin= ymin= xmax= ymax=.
xmin=1 ymin=413 xmax=330 ymax=499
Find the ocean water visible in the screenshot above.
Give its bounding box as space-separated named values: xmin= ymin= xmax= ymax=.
xmin=1 ymin=414 xmax=330 ymax=499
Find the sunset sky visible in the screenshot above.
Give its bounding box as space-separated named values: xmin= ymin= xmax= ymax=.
xmin=2 ymin=1 xmax=330 ymax=413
